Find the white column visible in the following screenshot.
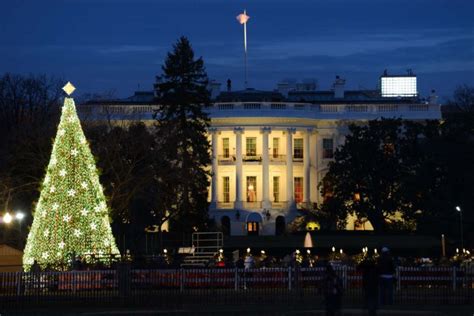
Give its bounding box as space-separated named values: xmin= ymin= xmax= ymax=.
xmin=286 ymin=128 xmax=296 ymax=210
xmin=234 ymin=127 xmax=244 ymax=209
xmin=261 ymin=127 xmax=271 ymax=209
xmin=210 ymin=128 xmax=218 ymax=210
xmin=303 ymin=128 xmax=312 ymax=206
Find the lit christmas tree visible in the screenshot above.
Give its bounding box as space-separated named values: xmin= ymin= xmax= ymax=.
xmin=23 ymin=82 xmax=119 ymax=270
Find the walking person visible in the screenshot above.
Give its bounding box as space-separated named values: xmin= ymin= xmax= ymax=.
xmin=359 ymin=258 xmax=379 ymax=316
xmin=378 ymin=247 xmax=395 ymax=305
xmin=322 ymin=263 xmax=343 ymax=316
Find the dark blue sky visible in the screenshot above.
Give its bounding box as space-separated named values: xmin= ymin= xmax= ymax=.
xmin=1 ymin=0 xmax=473 ymax=101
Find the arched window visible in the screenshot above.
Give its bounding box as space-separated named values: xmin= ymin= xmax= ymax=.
xmin=275 ymin=216 xmax=286 ymax=236
xmin=221 ymin=216 xmax=231 ymax=236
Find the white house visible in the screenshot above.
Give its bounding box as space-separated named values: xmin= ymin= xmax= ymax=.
xmin=80 ymin=73 xmax=441 ymax=236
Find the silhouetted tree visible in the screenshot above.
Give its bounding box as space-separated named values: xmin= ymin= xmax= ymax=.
xmin=153 ymin=37 xmax=211 ymax=235
xmin=320 ymin=119 xmax=439 ymax=232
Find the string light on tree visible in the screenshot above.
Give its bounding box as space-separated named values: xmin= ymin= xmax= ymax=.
xmin=23 ymin=82 xmax=119 ymax=270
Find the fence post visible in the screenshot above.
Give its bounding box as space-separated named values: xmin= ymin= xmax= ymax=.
xmin=234 ymin=268 xmax=238 ymax=291
xmin=288 ymin=267 xmax=292 ymax=291
xmin=16 ymin=272 xmax=22 ymax=296
xmin=452 ymin=267 xmax=456 ymax=291
xmin=180 ymin=268 xmax=184 ymax=292
xmin=396 ymin=267 xmax=401 ymax=291
xmin=342 ymin=266 xmax=348 ymax=290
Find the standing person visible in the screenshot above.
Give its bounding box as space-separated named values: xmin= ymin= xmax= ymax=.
xmin=359 ymin=258 xmax=379 ymax=316
xmin=322 ymin=263 xmax=343 ymax=316
xmin=378 ymin=247 xmax=395 ymax=305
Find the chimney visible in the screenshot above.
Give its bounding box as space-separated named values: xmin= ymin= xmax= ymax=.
xmin=227 ymin=79 xmax=232 ymax=92
xmin=333 ymin=75 xmax=345 ymax=99
xmin=429 ymin=89 xmax=438 ymax=105
xmin=209 ymin=80 xmax=221 ymax=100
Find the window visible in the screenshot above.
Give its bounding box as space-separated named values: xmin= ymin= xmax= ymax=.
xmin=223 ymin=176 xmax=230 ymax=203
xmin=294 ymin=138 xmax=303 ymax=159
xmin=247 ymin=222 xmax=259 ymax=235
xmin=222 ymin=138 xmax=229 ymax=158
xmin=272 ymin=138 xmax=279 ymax=158
xmin=294 ymin=177 xmax=303 ymax=203
xmin=322 ymin=138 xmax=334 ymax=159
xmin=273 ymin=176 xmax=280 ymax=202
xmin=246 ymin=176 xmax=257 ymax=202
xmin=246 ymin=137 xmax=257 ymax=156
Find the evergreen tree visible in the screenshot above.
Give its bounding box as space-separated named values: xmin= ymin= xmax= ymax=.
xmin=153 ymin=37 xmax=211 ymax=234
xmin=23 ymin=92 xmax=119 ymax=270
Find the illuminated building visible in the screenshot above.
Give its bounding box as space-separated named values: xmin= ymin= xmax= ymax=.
xmin=80 ymin=72 xmax=440 ymax=236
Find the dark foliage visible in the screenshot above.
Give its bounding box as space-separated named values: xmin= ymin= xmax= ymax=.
xmin=153 ymin=37 xmax=212 ymax=234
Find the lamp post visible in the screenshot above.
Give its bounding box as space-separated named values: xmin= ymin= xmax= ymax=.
xmin=456 ymin=206 xmax=463 ymax=251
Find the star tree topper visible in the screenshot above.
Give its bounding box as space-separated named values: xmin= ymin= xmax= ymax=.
xmin=62 ymin=81 xmax=76 ymax=96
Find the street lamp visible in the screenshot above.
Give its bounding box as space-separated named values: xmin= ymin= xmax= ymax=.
xmin=456 ymin=206 xmax=463 ymax=251
xmin=3 ymin=212 xmax=12 ymax=224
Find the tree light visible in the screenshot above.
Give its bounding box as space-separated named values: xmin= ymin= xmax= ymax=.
xmin=3 ymin=212 xmax=12 ymax=224
xmin=15 ymin=212 xmax=25 ymax=220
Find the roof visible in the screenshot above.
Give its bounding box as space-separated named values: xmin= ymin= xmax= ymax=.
xmin=215 ymin=88 xmax=285 ymax=102
xmin=287 ymin=90 xmax=420 ymax=104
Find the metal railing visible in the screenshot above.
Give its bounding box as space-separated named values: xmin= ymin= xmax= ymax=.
xmin=216 ymin=202 xmax=234 ymax=209
xmin=242 ymin=155 xmax=262 ymax=162
xmin=270 ymin=154 xmax=286 ymax=162
xmin=242 ymin=201 xmax=262 ymax=209
xmin=0 ymin=266 xmax=472 ymax=308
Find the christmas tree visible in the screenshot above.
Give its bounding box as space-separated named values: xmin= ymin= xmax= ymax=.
xmin=23 ymin=82 xmax=119 ymax=270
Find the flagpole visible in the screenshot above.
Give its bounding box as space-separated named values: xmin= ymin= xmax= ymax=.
xmin=244 ymin=10 xmax=248 ymax=89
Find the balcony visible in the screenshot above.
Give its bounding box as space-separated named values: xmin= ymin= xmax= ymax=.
xmin=271 ymin=201 xmax=287 ymax=209
xmin=216 ymin=202 xmax=234 ymax=209
xmin=270 ymin=155 xmax=286 ymax=162
xmin=242 ymin=155 xmax=262 ymax=163
xmin=217 ymin=155 xmax=235 ymax=164
xmin=292 ymin=156 xmax=304 ymax=163
xmin=243 ymin=201 xmax=262 ymax=210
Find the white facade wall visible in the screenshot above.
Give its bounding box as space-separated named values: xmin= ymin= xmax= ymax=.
xmin=80 ymin=100 xmax=441 ymax=236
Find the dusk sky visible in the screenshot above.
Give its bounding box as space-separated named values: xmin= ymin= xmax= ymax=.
xmin=1 ymin=0 xmax=473 ymax=101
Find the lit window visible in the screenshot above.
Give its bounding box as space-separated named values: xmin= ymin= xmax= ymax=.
xmin=323 ymin=138 xmax=334 ymax=159
xmin=246 ymin=137 xmax=257 ymax=156
xmin=247 ymin=222 xmax=258 ymax=232
xmin=247 ymin=176 xmax=257 ymax=202
xmin=223 ymin=176 xmax=230 ymax=203
xmin=272 ymin=138 xmax=279 ymax=158
xmin=222 ymin=138 xmax=229 ymax=158
xmin=294 ymin=138 xmax=303 ymax=159
xmin=273 ymin=176 xmax=280 ymax=202
xmin=294 ymin=177 xmax=303 ymax=203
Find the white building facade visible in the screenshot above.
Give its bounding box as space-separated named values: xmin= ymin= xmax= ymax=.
xmin=80 ymin=75 xmax=441 ymax=236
